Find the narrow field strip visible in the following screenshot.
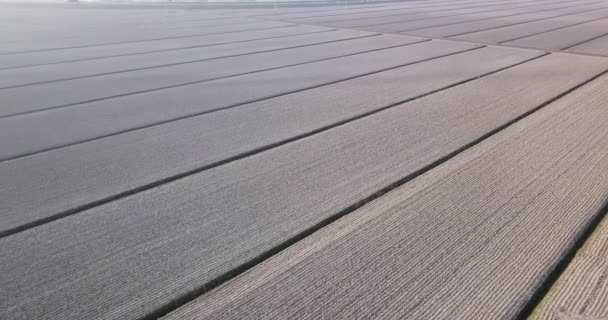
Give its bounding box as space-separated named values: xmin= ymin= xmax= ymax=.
xmin=250 ymin=0 xmax=496 ymax=20
xmin=314 ymin=0 xmax=588 ymax=28
xmin=0 ymin=25 xmax=330 ymax=70
xmin=529 ymin=211 xmax=608 ymax=320
xmin=233 ymin=1 xmax=416 ymax=17
xmin=0 ymin=16 xmax=266 ymax=40
xmin=0 ymin=7 xmax=218 ymax=24
xmin=251 ymin=0 xmax=523 ymax=20
xmin=0 ymin=11 xmax=209 ymax=30
xmin=317 ymin=0 xmax=590 ymax=29
xmin=568 ymin=34 xmax=608 ymax=55
xmin=0 ymin=34 xmax=422 ymax=118
xmin=214 ymin=1 xmax=405 ymax=16
xmin=0 ymin=38 xmax=471 ymax=161
xmin=237 ymin=0 xmax=514 ymax=16
xmin=163 ymin=66 xmax=608 ymax=320
xmin=0 ymin=46 xmax=540 ymax=237
xmin=286 ymin=0 xmax=544 ymax=25
xmin=1 ymin=20 xmax=293 ymax=46
xmin=0 ymin=21 xmax=297 ymax=54
xmin=211 ymin=0 xmax=418 ymax=17
xmin=1 ymin=51 xmax=606 ymax=319
xmin=0 ymin=29 xmax=375 ymax=90
xmin=449 ymin=11 xmax=608 ymax=41
xmin=397 ymin=0 xmax=599 ymax=35
xmin=563 ymin=30 xmax=608 ymax=50
xmin=0 ymin=16 xmax=270 ymax=37
xmin=355 ymin=0 xmax=591 ymax=33
xmin=504 ymin=16 xmax=608 ymax=50
xmin=452 ymin=7 xmax=608 ymax=44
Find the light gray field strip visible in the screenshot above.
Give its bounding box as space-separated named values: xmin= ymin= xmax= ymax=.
xmin=237 ymin=1 xmax=417 ymax=17
xmin=213 ymin=1 xmax=396 ymax=16
xmin=453 ymin=7 xmax=608 ymax=44
xmin=0 ymin=34 xmax=421 ymax=118
xmin=0 ymin=16 xmax=265 ymax=37
xmin=531 ymin=215 xmax=608 ymax=320
xmin=568 ymin=34 xmax=608 ymax=55
xmin=1 ymin=52 xmax=605 ymax=320
xmin=0 ymin=11 xmax=276 ymax=39
xmin=0 ymin=7 xmax=206 ymax=23
xmin=0 ymin=29 xmax=374 ymax=89
xmin=210 ymin=1 xmax=409 ymax=17
xmin=411 ymin=2 xmax=605 ymax=37
xmin=505 ymin=16 xmax=608 ymax=50
xmin=0 ymin=25 xmax=330 ymax=70
xmin=316 ymin=0 xmax=567 ymax=28
xmin=233 ymin=0 xmax=501 ymax=16
xmin=0 ymin=46 xmax=538 ymax=236
xmin=2 ymin=19 xmax=285 ymax=46
xmin=0 ymin=38 xmax=473 ymax=161
xmin=0 ymin=9 xmax=240 ymax=28
xmin=164 ymin=69 xmax=608 ymax=320
xmin=0 ymin=11 xmax=198 ymax=28
xmin=0 ymin=21 xmax=296 ymax=54
xmin=353 ymin=0 xmax=587 ymax=31
xmin=0 ymin=15 xmax=218 ymax=32
xmin=295 ymin=0 xmax=567 ymax=26
xmin=360 ymin=0 xmax=591 ymax=33
xmin=285 ymin=0 xmax=539 ymax=25
xmin=251 ymin=0 xmax=515 ymax=20
xmin=411 ymin=1 xmax=605 ymax=37
xmin=0 ymin=16 xmax=263 ymax=39
xmin=250 ymin=0 xmax=488 ymax=20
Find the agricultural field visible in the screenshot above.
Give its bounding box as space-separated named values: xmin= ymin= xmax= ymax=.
xmin=1 ymin=0 xmax=608 ymax=318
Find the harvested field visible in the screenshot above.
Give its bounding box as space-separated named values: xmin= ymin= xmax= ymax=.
xmin=165 ymin=72 xmax=608 ymax=319
xmin=1 ymin=0 xmax=608 ymax=319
